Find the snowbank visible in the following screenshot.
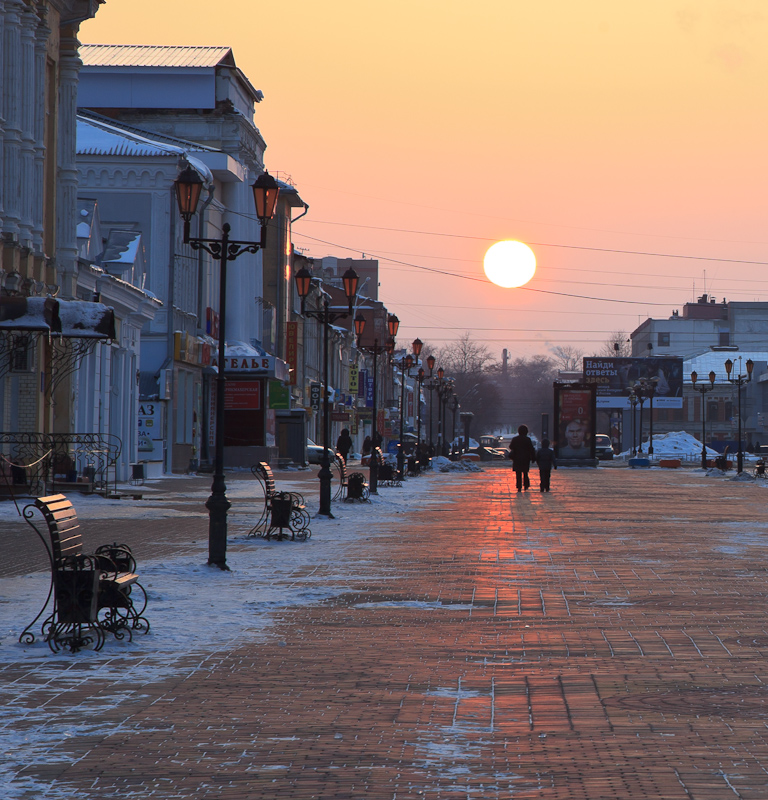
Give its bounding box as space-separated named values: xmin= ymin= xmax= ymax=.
xmin=618 ymin=430 xmax=719 ymax=461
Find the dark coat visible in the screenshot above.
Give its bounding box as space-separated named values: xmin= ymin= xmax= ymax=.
xmin=535 ymin=446 xmax=557 ymax=471
xmin=508 ymin=435 xmax=536 ymax=470
xmin=336 ymin=431 xmax=353 ymax=458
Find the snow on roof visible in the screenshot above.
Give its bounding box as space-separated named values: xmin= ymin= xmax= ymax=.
xmin=57 ymin=300 xmax=115 ymax=339
xmin=80 ymin=44 xmax=234 ymax=69
xmin=686 ymin=352 xmax=768 ymax=381
xmin=102 ymin=230 xmax=141 ymax=265
xmin=225 ymin=341 xmax=267 ymax=358
xmin=77 ymin=116 xmax=214 ymax=182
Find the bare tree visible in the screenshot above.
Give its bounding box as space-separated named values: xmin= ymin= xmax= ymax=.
xmin=549 ymin=344 xmax=583 ymax=371
xmin=595 ymin=331 xmax=631 ymax=357
xmin=437 ymin=332 xmax=494 ymax=376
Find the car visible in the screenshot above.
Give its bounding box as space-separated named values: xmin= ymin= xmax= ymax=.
xmin=306 ymin=439 xmax=338 ymax=465
xmin=594 ymin=434 xmax=614 ymax=460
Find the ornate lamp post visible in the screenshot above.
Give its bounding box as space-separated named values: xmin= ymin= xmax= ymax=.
xmin=426 ymin=355 xmax=437 ymax=453
xmin=174 ymin=166 xmax=279 ymax=570
xmin=691 ymin=369 xmax=716 ymax=470
xmin=634 ymin=383 xmax=647 ymax=454
xmin=450 ymin=393 xmax=459 ymax=457
xmin=724 ymin=357 xmax=753 ymax=474
xmin=395 ymin=352 xmax=414 ymax=480
xmin=629 ymin=390 xmax=638 ymax=456
xmin=354 ymin=312 xmax=399 ymax=493
xmin=416 ymin=367 xmax=425 ymax=458
xmin=436 ymin=367 xmax=445 ymax=455
xmin=636 ymin=377 xmax=659 ymax=456
xmin=294 ymin=265 xmax=360 ymax=516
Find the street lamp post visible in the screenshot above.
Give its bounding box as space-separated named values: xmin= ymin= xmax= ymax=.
xmin=629 ymin=391 xmax=638 ymax=456
xmin=396 ymin=351 xmax=414 ymax=480
xmin=634 ymin=383 xmax=647 ymax=454
xmin=724 ymin=357 xmax=753 ymax=474
xmin=450 ymin=394 xmax=459 ymax=457
xmin=416 ymin=367 xmax=424 ymax=461
xmin=174 ymin=165 xmax=279 ymax=570
xmin=691 ymin=369 xmax=716 ymax=470
xmin=436 ymin=367 xmax=445 ymax=455
xmin=636 ymin=377 xmax=659 ymax=456
xmin=354 ymin=312 xmax=399 ymax=494
xmin=426 ymin=355 xmax=436 ymax=453
xmin=295 ymin=265 xmax=360 ymax=516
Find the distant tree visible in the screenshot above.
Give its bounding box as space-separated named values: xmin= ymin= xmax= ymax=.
xmin=595 ymin=331 xmax=631 ymax=357
xmin=437 ymin=332 xmax=494 ymax=376
xmin=549 ymin=344 xmax=583 ymax=371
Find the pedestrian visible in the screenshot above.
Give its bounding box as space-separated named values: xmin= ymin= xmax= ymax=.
xmin=535 ymin=437 xmax=557 ymax=492
xmin=362 ymin=435 xmax=372 ymax=456
xmin=336 ymin=428 xmax=353 ymax=463
xmin=507 ymin=424 xmax=537 ymax=492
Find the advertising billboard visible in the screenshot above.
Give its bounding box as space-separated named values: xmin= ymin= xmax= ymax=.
xmin=554 ymin=383 xmax=596 ymax=461
xmin=583 ymin=357 xmax=684 ymax=408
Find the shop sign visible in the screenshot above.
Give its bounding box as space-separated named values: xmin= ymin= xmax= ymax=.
xmin=224 ymin=381 xmax=261 ymax=410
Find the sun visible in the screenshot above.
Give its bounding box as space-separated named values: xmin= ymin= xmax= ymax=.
xmin=483 ymin=240 xmax=537 ymax=288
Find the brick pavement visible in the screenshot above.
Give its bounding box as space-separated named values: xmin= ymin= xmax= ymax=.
xmin=4 ymin=465 xmax=768 ymax=798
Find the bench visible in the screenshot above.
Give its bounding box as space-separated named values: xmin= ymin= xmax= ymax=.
xmin=372 ymin=447 xmax=402 ymax=487
xmin=249 ymin=462 xmax=311 ymax=540
xmin=333 ymin=453 xmax=370 ymax=501
xmin=20 ymin=494 xmax=149 ymax=652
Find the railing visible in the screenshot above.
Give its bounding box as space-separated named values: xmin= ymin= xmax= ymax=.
xmin=0 ymin=433 xmax=122 ymax=503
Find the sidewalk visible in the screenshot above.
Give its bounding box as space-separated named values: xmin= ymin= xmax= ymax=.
xmin=3 ymin=464 xmax=768 ymax=798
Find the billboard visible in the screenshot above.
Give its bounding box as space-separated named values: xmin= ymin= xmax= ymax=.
xmin=554 ymin=383 xmax=596 ymax=460
xmin=583 ymin=357 xmax=684 ymax=408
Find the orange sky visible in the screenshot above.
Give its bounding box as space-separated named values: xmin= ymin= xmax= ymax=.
xmin=81 ymin=1 xmax=768 ymax=361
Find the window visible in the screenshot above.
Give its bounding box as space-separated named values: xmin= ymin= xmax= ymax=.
xmin=719 ymin=331 xmax=730 ymax=346
xmin=657 ymin=332 xmax=670 ymax=347
xmin=707 ymin=401 xmax=719 ymax=422
xmin=10 ymin=337 xmax=35 ymax=373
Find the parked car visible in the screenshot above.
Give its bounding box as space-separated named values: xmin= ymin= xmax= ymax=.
xmin=594 ymin=434 xmax=614 ymax=460
xmin=306 ymin=439 xmax=338 ymax=465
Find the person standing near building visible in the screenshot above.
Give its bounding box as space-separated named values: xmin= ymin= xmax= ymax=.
xmin=507 ymin=424 xmax=537 ymax=492
xmin=535 ymin=438 xmax=557 ymax=492
xmin=336 ymin=428 xmax=353 ymax=463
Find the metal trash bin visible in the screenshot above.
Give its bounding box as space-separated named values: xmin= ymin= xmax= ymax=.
xmin=347 ymin=472 xmax=366 ymax=500
xmin=270 ymin=493 xmax=293 ymax=530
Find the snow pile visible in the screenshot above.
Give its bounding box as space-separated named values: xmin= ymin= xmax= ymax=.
xmin=433 ymin=456 xmax=484 ymax=473
xmin=619 ymin=431 xmax=718 ymax=461
xmin=731 ymin=472 xmax=756 ymax=482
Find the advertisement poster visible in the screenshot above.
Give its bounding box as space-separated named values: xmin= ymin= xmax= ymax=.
xmin=554 ymin=383 xmax=596 ymax=460
xmin=583 ymin=357 xmax=683 ymax=408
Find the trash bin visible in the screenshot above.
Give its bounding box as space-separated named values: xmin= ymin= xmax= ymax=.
xmin=270 ymin=493 xmax=293 ymax=531
xmin=347 ymin=472 xmax=366 ymax=500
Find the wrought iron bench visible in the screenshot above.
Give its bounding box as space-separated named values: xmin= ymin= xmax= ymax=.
xmin=372 ymin=447 xmax=402 ymax=487
xmin=249 ymin=462 xmax=311 ymax=540
xmin=333 ymin=453 xmax=369 ymax=501
xmin=20 ymin=494 xmax=150 ymax=652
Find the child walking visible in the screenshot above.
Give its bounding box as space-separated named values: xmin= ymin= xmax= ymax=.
xmin=535 ymin=438 xmax=557 ymax=492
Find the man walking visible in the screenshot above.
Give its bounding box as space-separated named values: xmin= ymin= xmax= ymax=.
xmin=507 ymin=424 xmax=537 ymax=492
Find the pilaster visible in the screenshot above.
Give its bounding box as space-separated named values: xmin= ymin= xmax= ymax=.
xmin=55 ymin=26 xmax=81 ymax=297
xmin=2 ymin=0 xmax=24 ymax=239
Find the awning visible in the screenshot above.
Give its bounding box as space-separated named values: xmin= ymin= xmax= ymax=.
xmin=0 ymin=297 xmax=115 ymax=339
xmin=0 ymin=297 xmax=60 ymax=331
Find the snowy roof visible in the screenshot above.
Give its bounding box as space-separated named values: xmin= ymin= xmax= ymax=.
xmin=102 ymin=230 xmax=141 ymax=265
xmin=0 ymin=297 xmax=58 ymax=332
xmin=77 ymin=116 xmax=214 ymax=182
xmin=80 ymin=44 xmax=234 ymax=69
xmin=686 ymin=352 xmax=768 ymax=382
xmin=57 ymin=300 xmax=116 ymax=339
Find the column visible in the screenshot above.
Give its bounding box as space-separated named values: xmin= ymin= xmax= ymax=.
xmin=55 ymin=28 xmax=81 ymax=296
xmin=2 ymin=0 xmax=24 ymax=240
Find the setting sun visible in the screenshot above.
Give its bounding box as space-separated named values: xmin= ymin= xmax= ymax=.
xmin=483 ymin=240 xmax=537 ymax=288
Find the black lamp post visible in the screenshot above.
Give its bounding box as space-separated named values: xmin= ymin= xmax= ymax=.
xmin=634 ymin=383 xmax=647 ymax=454
xmin=629 ymin=391 xmax=638 ymax=456
xmin=450 ymin=394 xmax=459 ymax=457
xmin=174 ymin=165 xmax=279 ymax=570
xmin=437 ymin=374 xmax=453 ymax=457
xmin=416 ymin=367 xmax=424 ymax=449
xmin=354 ymin=312 xmax=399 ymax=493
xmin=691 ymin=369 xmax=716 ymax=470
xmin=295 ymin=265 xmax=360 ymax=516
xmin=395 ymin=352 xmax=415 ymax=480
xmin=725 ymin=357 xmax=753 ymax=474
xmin=636 ymin=377 xmax=659 ymax=456
xmin=426 ymin=355 xmax=436 ymax=453
xmin=436 ymin=367 xmax=445 ymax=455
